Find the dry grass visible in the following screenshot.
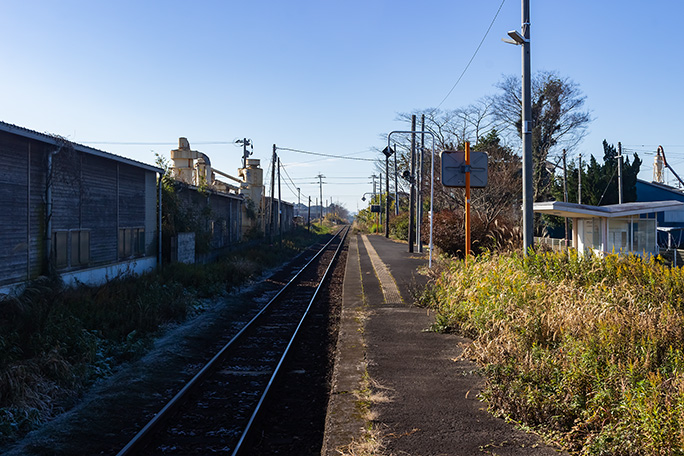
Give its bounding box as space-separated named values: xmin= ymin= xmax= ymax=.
xmin=0 ymin=227 xmax=327 ymax=443
xmin=422 ymin=249 xmax=684 ymax=455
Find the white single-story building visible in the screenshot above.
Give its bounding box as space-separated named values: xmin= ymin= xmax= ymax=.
xmin=534 ymin=200 xmax=684 ymax=257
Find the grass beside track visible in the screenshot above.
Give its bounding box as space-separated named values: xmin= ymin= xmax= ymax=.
xmin=0 ymin=225 xmax=335 ymax=443
xmin=421 ymin=249 xmax=684 ymax=455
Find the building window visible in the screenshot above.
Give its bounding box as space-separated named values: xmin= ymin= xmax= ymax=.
xmin=119 ymin=228 xmax=145 ymax=259
xmin=53 ymin=230 xmax=90 ymax=270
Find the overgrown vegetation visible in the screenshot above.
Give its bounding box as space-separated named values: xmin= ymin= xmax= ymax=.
xmin=0 ymin=227 xmax=325 ymax=443
xmin=421 ymin=250 xmax=684 ymax=455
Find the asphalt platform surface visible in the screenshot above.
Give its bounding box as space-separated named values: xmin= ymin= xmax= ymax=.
xmin=322 ymin=234 xmax=566 ymax=456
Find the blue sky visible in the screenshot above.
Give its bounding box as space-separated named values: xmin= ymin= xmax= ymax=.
xmin=3 ymin=1 xmax=684 ymax=212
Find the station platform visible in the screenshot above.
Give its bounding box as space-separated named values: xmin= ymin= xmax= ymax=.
xmin=322 ymin=234 xmax=565 ymax=456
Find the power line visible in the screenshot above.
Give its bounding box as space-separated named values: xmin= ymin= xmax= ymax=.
xmin=435 ymin=0 xmax=507 ymax=109
xmin=277 ymin=146 xmax=376 ymax=162
xmin=80 ymin=140 xmax=232 ymax=146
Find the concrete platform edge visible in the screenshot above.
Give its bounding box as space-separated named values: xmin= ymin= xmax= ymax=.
xmin=321 ymin=235 xmax=368 ymax=456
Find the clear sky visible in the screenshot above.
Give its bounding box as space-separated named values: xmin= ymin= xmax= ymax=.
xmin=3 ymin=1 xmax=684 ymax=213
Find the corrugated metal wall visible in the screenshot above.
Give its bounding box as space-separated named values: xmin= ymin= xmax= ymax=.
xmin=0 ymin=130 xmax=159 ymax=288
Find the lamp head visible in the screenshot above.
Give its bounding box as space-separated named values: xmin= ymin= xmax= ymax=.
xmin=503 ymin=30 xmax=526 ymax=45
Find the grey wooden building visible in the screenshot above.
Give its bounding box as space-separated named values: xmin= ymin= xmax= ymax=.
xmin=0 ymin=121 xmax=162 ymax=293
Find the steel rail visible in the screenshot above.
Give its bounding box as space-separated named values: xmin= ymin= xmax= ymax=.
xmin=116 ymin=226 xmax=348 ymax=456
xmin=232 ymin=224 xmax=350 ymax=455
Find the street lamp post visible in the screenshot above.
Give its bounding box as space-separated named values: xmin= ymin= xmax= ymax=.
xmin=504 ymin=0 xmax=533 ymax=254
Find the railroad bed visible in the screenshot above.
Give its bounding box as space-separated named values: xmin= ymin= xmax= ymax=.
xmin=116 ymin=226 xmax=350 ymax=455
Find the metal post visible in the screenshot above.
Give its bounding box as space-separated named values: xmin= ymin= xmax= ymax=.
xmin=394 ymin=143 xmax=399 ymax=215
xmin=521 ymin=0 xmax=533 ymax=254
xmin=408 ymin=115 xmax=416 ymax=253
xmin=387 ymin=130 xmax=436 ymax=267
xmin=385 ymin=151 xmax=390 ymax=237
xmin=417 ymin=115 xmax=425 ymax=252
xmin=308 ymin=196 xmax=311 ymax=232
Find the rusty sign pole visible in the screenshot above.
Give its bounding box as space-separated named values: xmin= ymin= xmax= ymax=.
xmin=465 ymin=141 xmax=471 ymax=263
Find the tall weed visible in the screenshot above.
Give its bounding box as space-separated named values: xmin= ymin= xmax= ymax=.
xmin=0 ymin=226 xmax=325 ymax=442
xmin=425 ymin=250 xmax=684 ymax=455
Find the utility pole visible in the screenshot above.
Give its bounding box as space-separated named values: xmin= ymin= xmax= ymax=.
xmin=379 ymin=173 xmax=382 ymax=234
xmin=308 ymin=196 xmax=311 ymax=231
xmin=521 ymin=0 xmax=533 ymax=253
xmin=562 ymin=149 xmax=569 ymax=247
xmin=316 ymin=174 xmax=325 ymax=221
xmin=270 ymin=145 xmax=277 ymax=240
xmin=278 ymin=157 xmax=282 ymax=244
xmin=503 ymin=0 xmax=532 ymax=252
xmin=617 ymin=142 xmax=623 ymax=204
xmin=236 ymin=138 xmax=253 ymax=169
xmin=297 ymin=188 xmax=301 ymax=217
xmin=578 ymin=153 xmax=582 ymax=204
xmin=408 ymin=115 xmax=416 ymax=253
xmin=417 ymin=114 xmax=425 ymax=253
xmin=394 ymin=143 xmax=399 ymax=215
xmin=385 ymin=146 xmax=391 ymax=238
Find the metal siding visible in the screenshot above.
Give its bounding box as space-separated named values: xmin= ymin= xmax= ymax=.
xmin=0 ymin=133 xmax=29 ymax=284
xmin=118 ymin=164 xmax=146 ymax=227
xmin=28 ymin=143 xmax=47 ymax=280
xmin=82 ymin=154 xmax=118 ymax=263
xmin=50 ymin=149 xmax=82 ymax=231
xmin=144 ymin=171 xmax=158 ymax=256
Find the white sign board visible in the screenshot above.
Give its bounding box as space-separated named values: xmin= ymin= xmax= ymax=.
xmin=441 ymin=151 xmax=488 ymax=188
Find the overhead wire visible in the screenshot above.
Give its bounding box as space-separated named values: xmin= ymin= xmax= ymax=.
xmin=276 ymin=146 xmax=377 ymax=162
xmin=434 ymin=0 xmax=507 ymax=109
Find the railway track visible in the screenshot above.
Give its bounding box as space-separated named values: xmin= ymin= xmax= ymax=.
xmin=116 ymin=225 xmax=350 ymax=456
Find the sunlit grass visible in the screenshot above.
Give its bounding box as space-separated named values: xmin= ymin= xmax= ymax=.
xmin=421 ymin=249 xmax=684 ymax=455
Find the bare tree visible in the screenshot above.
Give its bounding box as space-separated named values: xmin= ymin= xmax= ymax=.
xmin=493 ymin=71 xmax=591 ymax=201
